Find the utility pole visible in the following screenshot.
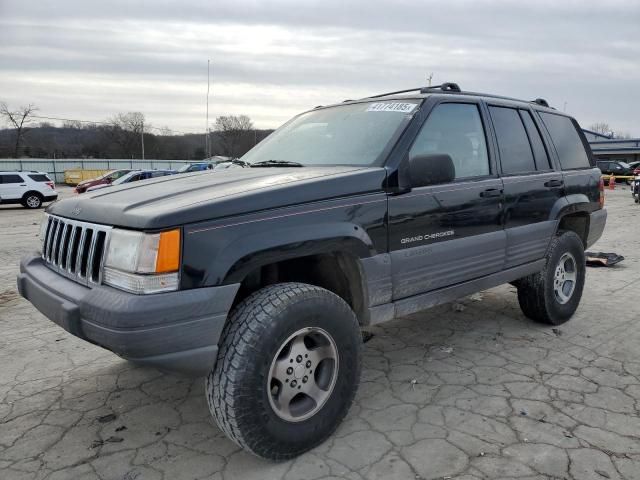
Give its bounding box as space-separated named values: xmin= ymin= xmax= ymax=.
xmin=427 ymin=73 xmax=433 ymax=87
xmin=206 ymin=59 xmax=211 ymax=159
xmin=141 ymin=121 xmax=145 ymax=160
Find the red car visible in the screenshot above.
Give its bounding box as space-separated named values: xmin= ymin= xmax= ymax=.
xmin=75 ymin=169 xmax=133 ymax=193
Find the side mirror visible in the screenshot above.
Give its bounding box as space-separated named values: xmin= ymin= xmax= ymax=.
xmin=408 ymin=153 xmax=455 ymax=188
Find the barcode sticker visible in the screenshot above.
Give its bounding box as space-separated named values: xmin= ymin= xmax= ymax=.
xmin=367 ymin=102 xmax=417 ymax=113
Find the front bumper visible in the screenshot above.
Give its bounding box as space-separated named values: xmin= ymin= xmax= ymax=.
xmin=586 ymin=208 xmax=607 ymax=248
xmin=17 ymin=255 xmax=239 ymax=376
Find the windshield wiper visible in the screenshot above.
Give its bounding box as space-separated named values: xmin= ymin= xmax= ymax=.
xmin=227 ymin=158 xmax=251 ymax=168
xmin=250 ymin=160 xmax=304 ymax=168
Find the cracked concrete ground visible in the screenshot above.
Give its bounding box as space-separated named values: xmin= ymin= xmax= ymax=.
xmin=1 ymin=186 xmax=640 ymax=480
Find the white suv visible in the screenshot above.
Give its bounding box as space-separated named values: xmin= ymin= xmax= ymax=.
xmin=0 ymin=171 xmax=58 ymax=209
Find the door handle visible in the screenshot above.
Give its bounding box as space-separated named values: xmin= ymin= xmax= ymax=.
xmin=480 ymin=188 xmax=502 ymax=198
xmin=20 ymin=184 xmax=27 ymax=186
xmin=544 ymin=179 xmax=564 ymax=188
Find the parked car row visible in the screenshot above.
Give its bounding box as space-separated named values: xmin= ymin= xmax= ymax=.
xmin=596 ymin=160 xmax=639 ymax=184
xmin=75 ymin=161 xmax=236 ymax=194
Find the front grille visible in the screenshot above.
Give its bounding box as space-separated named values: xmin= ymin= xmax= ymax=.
xmin=41 ymin=214 xmax=112 ymax=286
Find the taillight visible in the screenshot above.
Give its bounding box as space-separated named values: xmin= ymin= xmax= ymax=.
xmin=46 ymin=181 xmax=55 ymax=190
xmin=598 ymin=176 xmax=605 ymax=208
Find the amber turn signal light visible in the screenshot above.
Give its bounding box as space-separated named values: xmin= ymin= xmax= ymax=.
xmin=155 ymin=229 xmax=181 ymax=273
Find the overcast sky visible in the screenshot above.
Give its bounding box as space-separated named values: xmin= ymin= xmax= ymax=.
xmin=0 ymin=0 xmax=638 ymax=135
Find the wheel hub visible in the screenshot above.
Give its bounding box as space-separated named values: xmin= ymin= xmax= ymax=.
xmin=267 ymin=327 xmax=339 ymax=422
xmin=553 ymin=252 xmax=577 ymax=305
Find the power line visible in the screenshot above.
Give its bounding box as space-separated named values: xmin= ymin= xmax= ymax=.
xmin=30 ymin=114 xmax=201 ymax=136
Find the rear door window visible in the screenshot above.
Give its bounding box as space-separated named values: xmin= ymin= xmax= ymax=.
xmin=519 ymin=110 xmax=551 ymax=170
xmin=538 ymin=112 xmax=591 ymax=169
xmin=489 ymin=106 xmax=536 ymax=174
xmin=0 ymin=174 xmax=24 ymax=183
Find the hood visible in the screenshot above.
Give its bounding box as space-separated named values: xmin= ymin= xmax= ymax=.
xmin=77 ymin=178 xmax=104 ymax=188
xmin=86 ymin=183 xmax=110 ymax=192
xmin=48 ymin=166 xmax=387 ymax=229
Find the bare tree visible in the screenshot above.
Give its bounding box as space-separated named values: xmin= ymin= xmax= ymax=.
xmin=214 ymin=115 xmax=254 ymax=157
xmin=63 ymin=120 xmax=82 ymax=129
xmin=612 ymin=131 xmax=632 ymax=139
xmin=588 ymin=122 xmax=612 ymax=136
xmin=0 ymin=102 xmax=38 ymax=157
xmin=588 ymin=122 xmax=635 ymax=139
xmin=107 ymin=112 xmax=146 ymax=158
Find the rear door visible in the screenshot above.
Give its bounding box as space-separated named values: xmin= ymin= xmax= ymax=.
xmin=0 ymin=174 xmax=26 ymax=200
xmin=537 ymin=111 xmax=598 ymax=207
xmin=388 ymin=101 xmax=505 ymax=300
xmin=487 ymin=105 xmax=563 ymax=268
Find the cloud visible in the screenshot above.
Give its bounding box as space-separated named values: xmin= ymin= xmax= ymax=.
xmin=1 ymin=0 xmax=638 ymax=134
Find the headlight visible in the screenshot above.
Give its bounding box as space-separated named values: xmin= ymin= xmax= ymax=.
xmin=103 ymin=228 xmax=180 ymax=294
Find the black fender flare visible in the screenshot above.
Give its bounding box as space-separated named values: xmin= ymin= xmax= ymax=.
xmin=550 ymin=193 xmax=594 ymax=222
xmin=206 ymin=221 xmax=376 ymax=286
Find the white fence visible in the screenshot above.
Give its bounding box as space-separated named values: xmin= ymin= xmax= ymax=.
xmin=0 ymin=159 xmax=192 ymax=183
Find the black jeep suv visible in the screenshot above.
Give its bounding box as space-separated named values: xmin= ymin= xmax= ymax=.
xmin=18 ymin=83 xmax=606 ymax=460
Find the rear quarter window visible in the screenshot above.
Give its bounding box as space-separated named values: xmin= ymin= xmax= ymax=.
xmin=28 ymin=174 xmax=51 ymax=182
xmin=538 ymin=112 xmax=591 ymax=170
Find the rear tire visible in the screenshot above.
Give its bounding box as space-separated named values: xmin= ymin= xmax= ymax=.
xmin=516 ymin=231 xmax=585 ymax=325
xmin=207 ymin=282 xmax=362 ymax=460
xmin=22 ymin=192 xmax=43 ymax=209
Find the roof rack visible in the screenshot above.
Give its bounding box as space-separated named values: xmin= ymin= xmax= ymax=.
xmin=531 ymin=98 xmax=550 ymax=108
xmin=365 ymin=82 xmax=462 ymax=99
xmin=420 ymin=82 xmax=462 ymax=93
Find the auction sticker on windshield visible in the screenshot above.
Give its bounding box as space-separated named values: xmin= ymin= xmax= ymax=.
xmin=366 ymin=102 xmax=417 ymax=113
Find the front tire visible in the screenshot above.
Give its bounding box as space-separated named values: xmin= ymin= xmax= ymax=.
xmin=207 ymin=283 xmax=362 ymax=460
xmin=516 ymin=231 xmax=586 ymax=325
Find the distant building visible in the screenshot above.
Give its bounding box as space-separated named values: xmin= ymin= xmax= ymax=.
xmin=583 ymin=129 xmax=640 ymax=165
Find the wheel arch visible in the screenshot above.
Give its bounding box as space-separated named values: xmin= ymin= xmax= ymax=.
xmin=226 ymin=247 xmax=371 ymax=325
xmin=22 ymin=190 xmax=44 ymax=200
xmin=551 ymin=194 xmax=594 ymax=247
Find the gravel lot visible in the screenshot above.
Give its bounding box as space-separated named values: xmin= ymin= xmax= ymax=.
xmin=1 ymin=185 xmax=640 ymax=480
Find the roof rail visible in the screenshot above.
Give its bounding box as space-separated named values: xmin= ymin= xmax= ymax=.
xmin=365 ymin=82 xmax=462 ymax=99
xmin=531 ymin=98 xmax=550 ymax=108
xmin=420 ymin=82 xmax=462 ymax=93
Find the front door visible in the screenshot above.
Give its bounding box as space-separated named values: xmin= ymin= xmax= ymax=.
xmin=388 ymin=101 xmax=505 ymax=300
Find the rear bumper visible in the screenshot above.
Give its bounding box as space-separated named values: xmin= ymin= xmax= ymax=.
xmin=586 ymin=209 xmax=607 ymax=248
xmin=44 ymin=194 xmax=58 ymax=202
xmin=17 ymin=254 xmax=239 ymax=376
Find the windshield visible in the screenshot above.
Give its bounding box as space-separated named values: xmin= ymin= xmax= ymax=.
xmin=241 ymin=100 xmax=421 ymax=167
xmin=113 ymin=171 xmax=140 ymax=185
xmin=177 ymin=164 xmax=193 ymax=173
xmin=98 ymin=170 xmax=117 ymax=180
